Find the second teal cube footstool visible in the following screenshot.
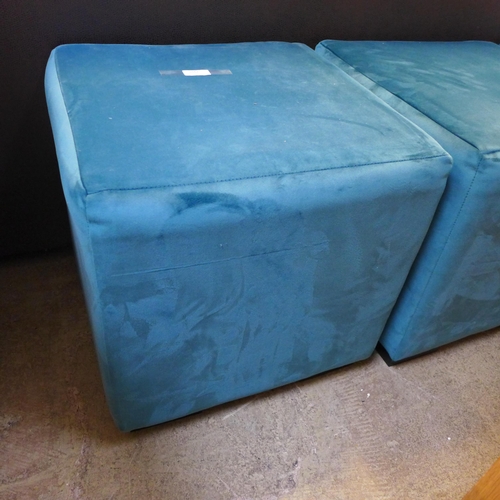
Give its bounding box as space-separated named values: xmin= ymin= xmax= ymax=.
xmin=317 ymin=40 xmax=500 ymax=362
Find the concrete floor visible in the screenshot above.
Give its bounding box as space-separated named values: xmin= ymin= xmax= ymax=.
xmin=1 ymin=250 xmax=499 ymax=500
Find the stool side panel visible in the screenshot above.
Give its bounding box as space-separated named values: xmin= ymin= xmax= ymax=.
xmin=382 ymin=154 xmax=500 ymax=360
xmin=83 ymin=157 xmax=449 ymax=430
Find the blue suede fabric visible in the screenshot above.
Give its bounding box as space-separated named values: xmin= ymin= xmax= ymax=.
xmin=316 ymin=40 xmax=500 ymax=361
xmin=46 ymin=42 xmax=451 ymax=430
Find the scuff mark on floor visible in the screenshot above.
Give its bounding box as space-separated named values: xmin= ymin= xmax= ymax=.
xmin=222 ymin=396 xmax=258 ymax=421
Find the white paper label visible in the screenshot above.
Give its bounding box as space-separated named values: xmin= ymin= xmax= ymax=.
xmin=182 ymin=69 xmax=211 ymax=76
xmin=159 ymin=69 xmax=232 ymax=77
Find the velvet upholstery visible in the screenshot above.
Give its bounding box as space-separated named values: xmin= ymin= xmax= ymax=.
xmin=45 ymin=42 xmax=451 ymax=430
xmin=316 ymin=40 xmax=500 ymax=362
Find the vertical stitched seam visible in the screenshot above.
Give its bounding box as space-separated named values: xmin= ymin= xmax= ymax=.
xmin=53 ymin=54 xmax=89 ymax=197
xmin=393 ymin=156 xmax=484 ymax=351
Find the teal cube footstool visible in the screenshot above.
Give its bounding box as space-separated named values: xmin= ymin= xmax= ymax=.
xmin=45 ymin=42 xmax=451 ymax=430
xmin=316 ymin=40 xmax=500 ymax=362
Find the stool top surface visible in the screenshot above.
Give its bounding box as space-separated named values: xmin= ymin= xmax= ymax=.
xmin=317 ymin=40 xmax=500 ymax=155
xmin=48 ymin=42 xmax=445 ymax=194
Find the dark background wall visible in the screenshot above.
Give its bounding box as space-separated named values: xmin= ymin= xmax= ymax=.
xmin=1 ymin=0 xmax=499 ymax=258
